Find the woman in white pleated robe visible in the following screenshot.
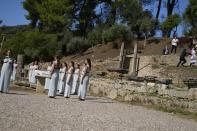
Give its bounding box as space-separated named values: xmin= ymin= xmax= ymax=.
xmin=48 ymin=56 xmax=60 ymax=98
xmin=11 ymin=60 xmax=18 ymax=81
xmin=71 ymin=63 xmax=80 ymax=95
xmin=78 ymin=59 xmax=91 ymax=101
xmin=31 ymin=61 xmax=38 ymax=84
xmin=44 ymin=62 xmax=53 ymax=90
xmin=58 ymin=62 xmax=68 ymax=94
xmin=64 ymin=61 xmax=74 ymax=98
xmin=0 ymin=50 xmax=13 ymax=93
xmin=28 ymin=62 xmax=34 ymax=83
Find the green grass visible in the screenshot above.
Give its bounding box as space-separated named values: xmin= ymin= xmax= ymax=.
xmin=149 ymin=105 xmax=197 ymax=121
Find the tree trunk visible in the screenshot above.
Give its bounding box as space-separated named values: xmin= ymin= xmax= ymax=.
xmin=118 ymin=42 xmax=125 ymax=68
xmin=129 ymin=42 xmax=138 ymax=77
xmin=156 ymin=0 xmax=162 ymax=20
xmin=17 ymin=55 xmax=24 ymax=79
xmin=167 ymin=0 xmax=177 ymax=16
xmin=166 ymin=0 xmax=178 ymax=37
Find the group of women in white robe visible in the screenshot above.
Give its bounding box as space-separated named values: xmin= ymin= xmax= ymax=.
xmin=0 ymin=50 xmax=13 ymax=93
xmin=45 ymin=57 xmax=91 ymax=101
xmin=28 ymin=61 xmax=39 ymax=84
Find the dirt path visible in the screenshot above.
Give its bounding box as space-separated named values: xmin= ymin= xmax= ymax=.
xmin=0 ymin=90 xmax=196 ymax=131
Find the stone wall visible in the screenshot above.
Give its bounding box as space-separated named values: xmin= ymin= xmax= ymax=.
xmin=131 ymin=55 xmax=196 ymax=85
xmin=89 ymin=77 xmax=197 ymax=112
xmin=137 ymin=55 xmax=190 ymax=77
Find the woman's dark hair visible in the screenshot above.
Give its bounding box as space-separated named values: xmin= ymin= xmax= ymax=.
xmin=34 ymin=60 xmax=39 ymax=65
xmin=55 ymin=55 xmax=60 ymax=67
xmin=86 ymin=58 xmax=91 ymax=70
xmin=64 ymin=62 xmax=68 ymax=71
xmin=77 ymin=63 xmax=80 ymax=69
xmin=71 ymin=61 xmax=75 ymax=73
xmin=71 ymin=61 xmax=75 ymax=68
xmin=64 ymin=62 xmax=68 ymax=70
xmin=5 ymin=50 xmax=11 ymax=56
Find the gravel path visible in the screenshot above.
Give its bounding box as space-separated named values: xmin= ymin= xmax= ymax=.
xmin=0 ymin=90 xmax=196 ymax=131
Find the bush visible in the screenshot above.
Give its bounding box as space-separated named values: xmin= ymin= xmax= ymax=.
xmin=67 ymin=37 xmax=90 ymax=54
xmin=58 ymin=30 xmax=73 ymax=55
xmin=103 ymin=24 xmax=133 ymax=44
xmin=87 ymin=28 xmax=103 ymax=46
xmin=4 ymin=30 xmax=59 ymax=63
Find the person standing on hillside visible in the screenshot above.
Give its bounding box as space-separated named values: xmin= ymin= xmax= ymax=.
xmin=171 ymin=36 xmax=179 ymax=54
xmin=0 ymin=50 xmax=13 ymax=93
xmin=177 ymin=48 xmax=187 ymax=67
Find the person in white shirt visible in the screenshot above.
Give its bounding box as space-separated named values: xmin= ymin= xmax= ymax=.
xmin=171 ymin=36 xmax=179 ymax=54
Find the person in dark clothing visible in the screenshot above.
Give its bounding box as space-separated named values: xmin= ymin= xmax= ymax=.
xmin=177 ymin=48 xmax=187 ymax=67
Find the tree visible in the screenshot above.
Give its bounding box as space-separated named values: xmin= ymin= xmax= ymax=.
xmin=23 ymin=0 xmax=74 ymax=32
xmin=156 ymin=0 xmax=162 ymax=20
xmin=73 ymin=0 xmax=99 ymax=37
xmin=120 ymin=0 xmax=154 ymax=38
xmin=23 ymin=0 xmax=41 ymax=28
xmin=161 ymin=14 xmax=181 ymax=37
xmin=184 ymin=0 xmax=197 ymax=35
xmin=167 ymin=0 xmax=179 ymax=16
xmin=4 ymin=30 xmax=59 ymax=62
xmin=137 ymin=12 xmax=156 ymax=37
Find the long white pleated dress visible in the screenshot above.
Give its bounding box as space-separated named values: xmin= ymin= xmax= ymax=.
xmin=31 ymin=65 xmax=38 ymax=84
xmin=78 ymin=66 xmax=90 ymax=100
xmin=28 ymin=65 xmax=33 ymax=83
xmin=64 ymin=67 xmax=74 ymax=98
xmin=11 ymin=63 xmax=18 ymax=81
xmin=71 ymin=68 xmax=80 ymax=95
xmin=44 ymin=66 xmax=52 ymax=90
xmin=58 ymin=67 xmax=67 ymax=94
xmin=0 ymin=56 xmax=13 ymax=93
xmin=48 ymin=61 xmax=60 ymax=98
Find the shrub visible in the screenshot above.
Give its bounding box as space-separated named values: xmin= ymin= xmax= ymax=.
xmin=4 ymin=30 xmax=59 ymax=63
xmin=66 ymin=37 xmax=90 ymax=54
xmin=87 ymin=28 xmax=103 ymax=46
xmin=102 ymin=24 xmax=133 ymax=44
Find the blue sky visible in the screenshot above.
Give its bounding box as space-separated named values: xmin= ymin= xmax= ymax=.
xmin=0 ymin=0 xmax=29 ymax=26
xmin=0 ymin=0 xmax=190 ymax=36
xmin=144 ymin=0 xmax=189 ymax=37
